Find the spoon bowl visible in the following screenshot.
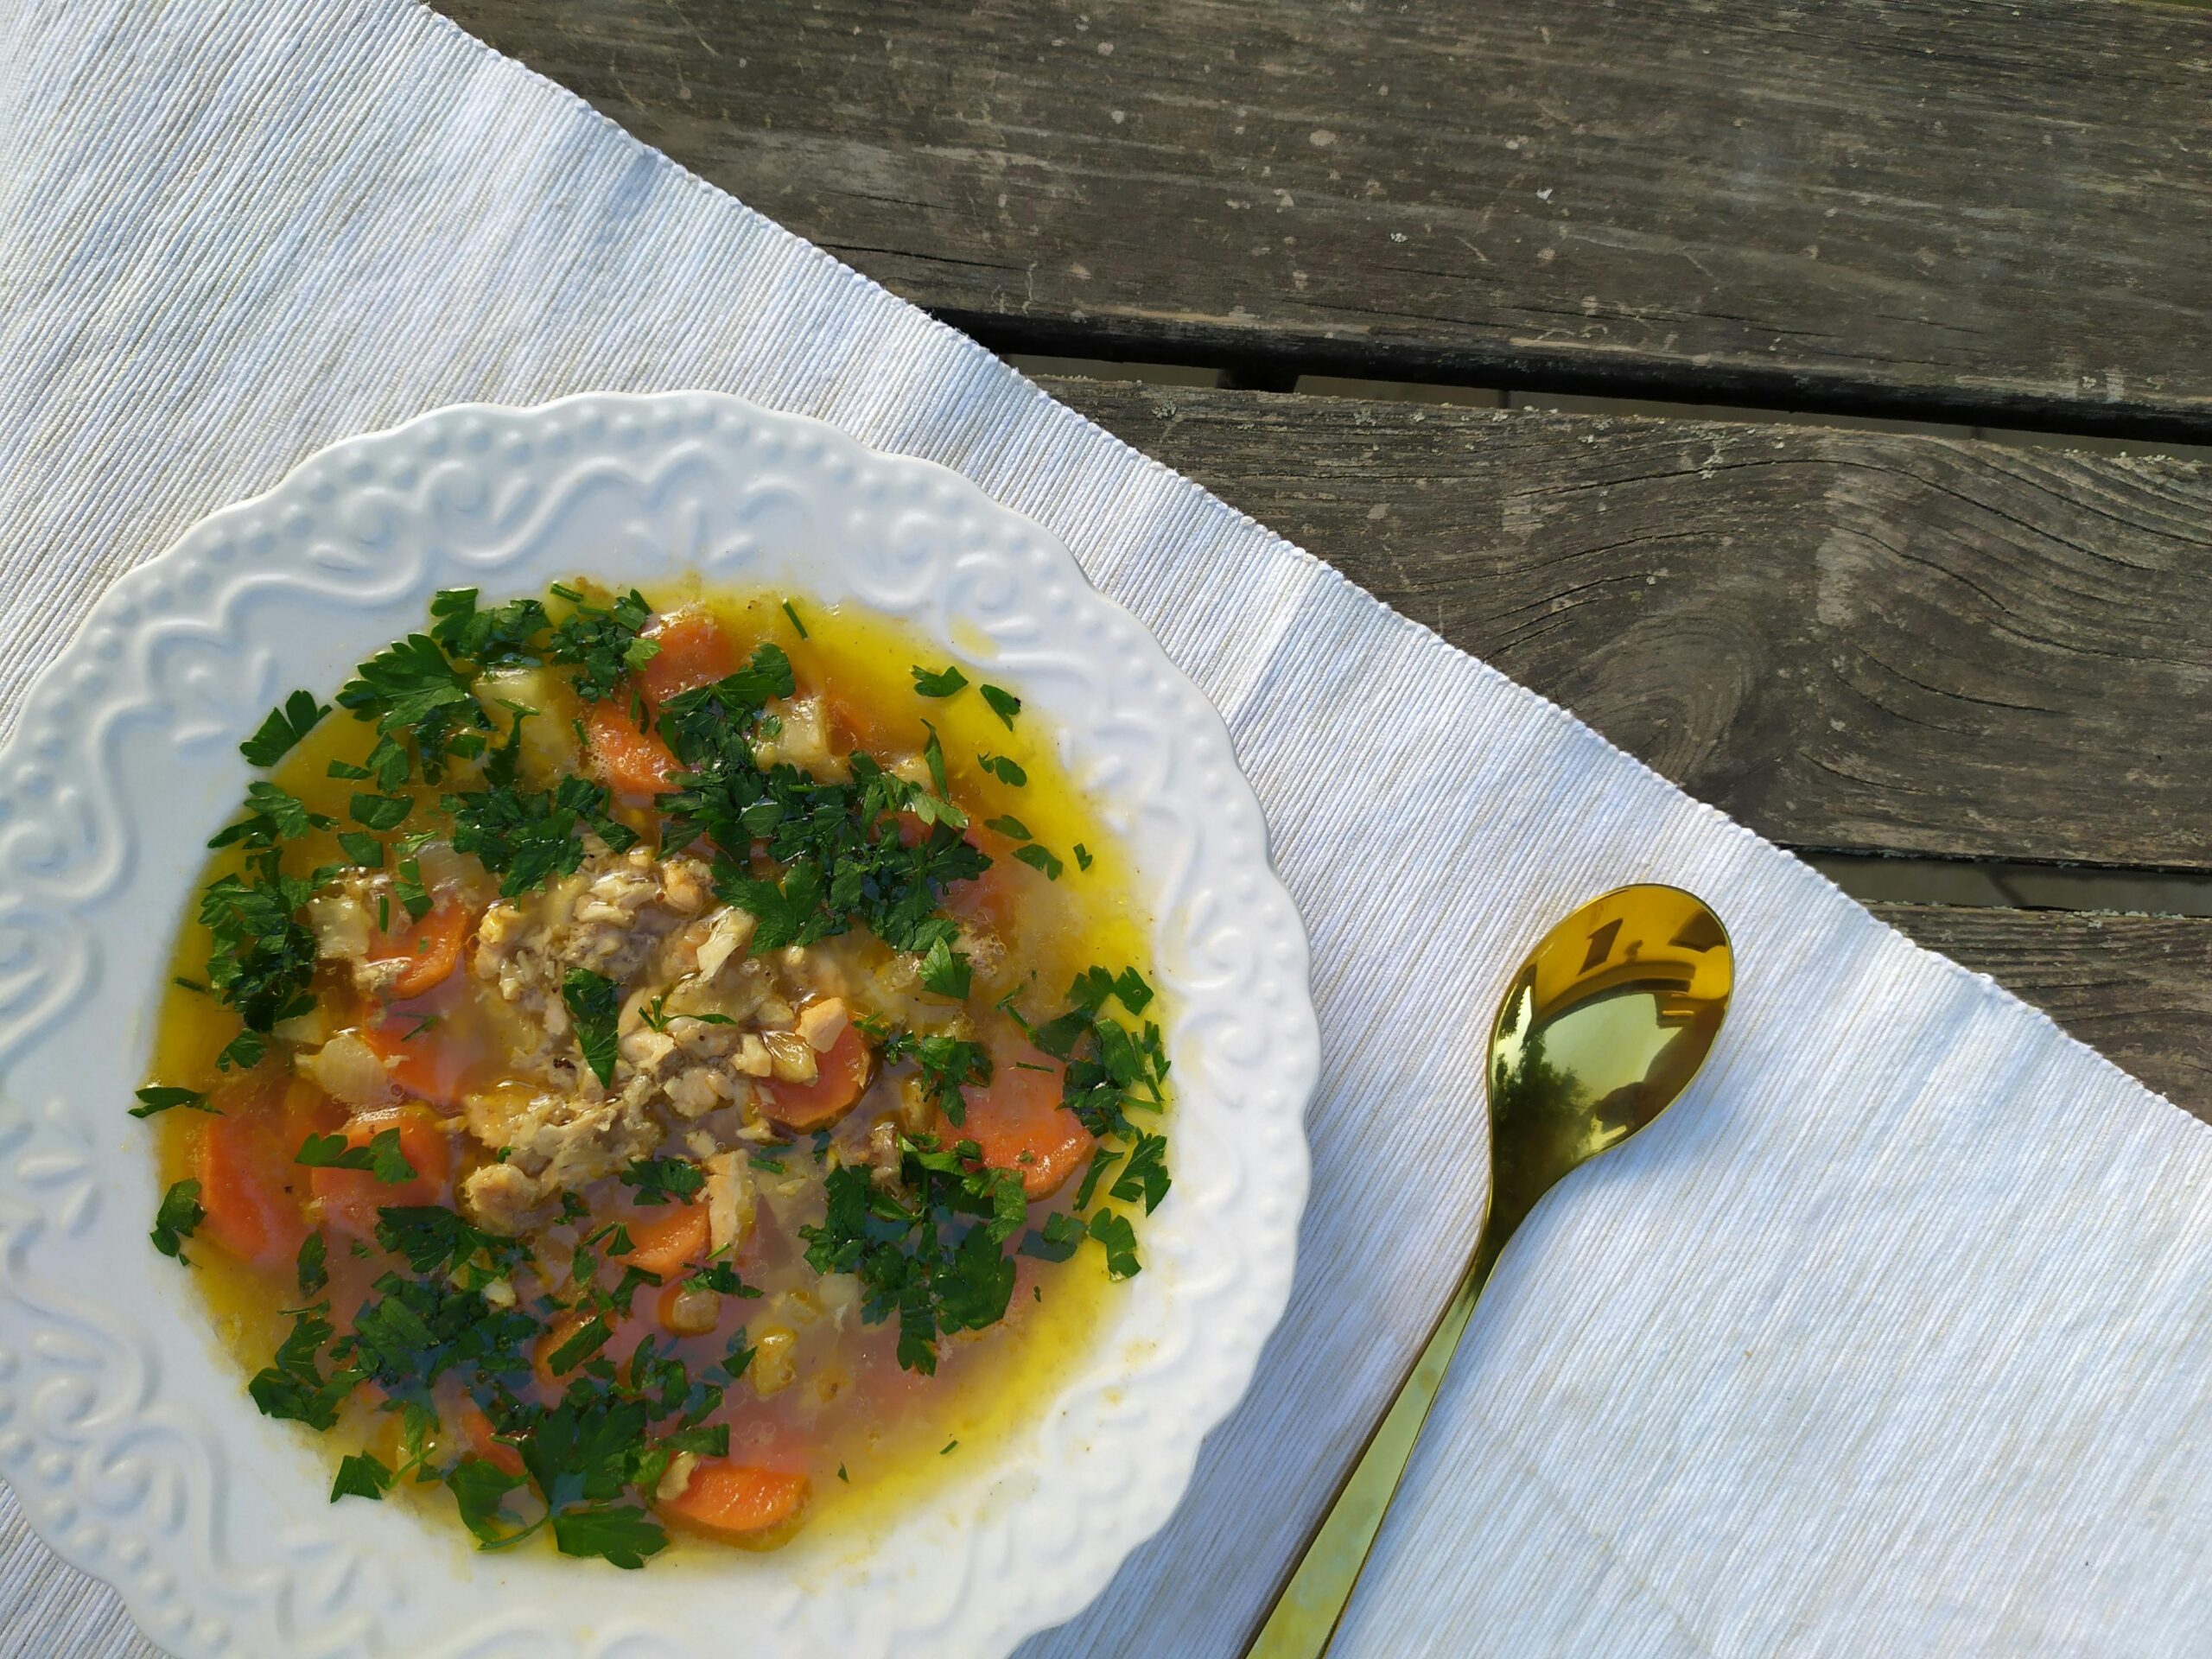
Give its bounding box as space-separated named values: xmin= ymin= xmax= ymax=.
xmin=1249 ymin=884 xmax=1732 ymax=1658
xmin=1481 ymin=883 xmax=1733 ymax=1275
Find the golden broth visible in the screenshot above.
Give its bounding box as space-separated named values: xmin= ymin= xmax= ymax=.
xmin=149 ymin=583 xmax=1163 ymax=1556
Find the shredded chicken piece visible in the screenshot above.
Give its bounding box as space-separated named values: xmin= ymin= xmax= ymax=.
xmin=620 ymin=1027 xmax=679 ymax=1074
xmin=761 ymin=1029 xmax=817 ymax=1084
xmin=306 ymin=883 xmax=373 ymax=961
xmin=664 ymin=1065 xmax=745 ymax=1119
xmin=955 ymin=926 xmax=1010 ymax=991
xmin=461 ymin=1078 xmax=662 ymax=1227
xmin=470 ymin=846 xmax=718 ymax=1058
xmin=694 ymin=906 xmax=758 ymax=983
xmin=751 ymin=695 xmax=846 ymax=781
xmin=704 ymin=1150 xmax=758 ymax=1256
xmin=306 ymin=876 xmax=408 ymax=996
xmin=866 ymin=1116 xmax=901 ymax=1192
xmin=460 ymin=1160 xmax=550 ymax=1237
xmin=797 ymin=996 xmax=850 ymax=1052
xmin=656 ymin=1451 xmax=699 ymax=1503
xmin=442 ymin=843 xmax=895 ymax=1223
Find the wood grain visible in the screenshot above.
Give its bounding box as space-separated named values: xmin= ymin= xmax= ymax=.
xmin=436 ymin=0 xmax=2212 ymax=436
xmin=1874 ymin=905 xmax=2212 ymax=1125
xmin=1039 ymin=377 xmax=2212 ymax=872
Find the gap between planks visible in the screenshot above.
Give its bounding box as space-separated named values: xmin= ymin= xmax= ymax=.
xmin=1005 ymin=354 xmax=2212 ymax=463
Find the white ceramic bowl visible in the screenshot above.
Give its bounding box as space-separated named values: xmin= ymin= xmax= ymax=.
xmin=0 ymin=392 xmax=1316 ymax=1658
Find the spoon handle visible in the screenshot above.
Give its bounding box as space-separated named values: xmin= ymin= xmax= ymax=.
xmin=1244 ymin=1237 xmax=1499 ymax=1659
xmin=1247 ymin=884 xmax=1732 ymax=1659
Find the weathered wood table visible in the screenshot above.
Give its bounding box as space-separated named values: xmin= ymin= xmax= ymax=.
xmin=438 ymin=0 xmax=2212 ymax=1118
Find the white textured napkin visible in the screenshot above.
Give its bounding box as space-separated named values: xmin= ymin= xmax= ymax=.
xmin=5 ymin=5 xmax=2212 ymax=1656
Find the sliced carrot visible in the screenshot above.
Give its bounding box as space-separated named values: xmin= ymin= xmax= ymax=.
xmin=358 ymin=1015 xmax=470 ymax=1111
xmin=584 ymin=697 xmax=677 ymax=796
xmin=658 ymin=1459 xmax=810 ymax=1539
xmin=822 ymin=687 xmax=895 ymax=758
xmin=620 ymin=1203 xmax=709 ymax=1279
xmin=637 ymin=609 xmax=737 ymax=709
xmin=194 ymin=1075 xmax=314 ymax=1269
xmin=308 ymin=1104 xmax=453 ymax=1238
xmin=365 ymin=894 xmax=472 ymax=999
xmin=455 ymin=1399 xmax=524 ymax=1478
xmin=948 ymin=1038 xmax=1093 ymax=1199
xmin=760 ymin=1024 xmax=874 ymax=1130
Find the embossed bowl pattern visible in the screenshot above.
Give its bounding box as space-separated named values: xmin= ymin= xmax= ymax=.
xmin=0 ymin=392 xmax=1316 ymax=1658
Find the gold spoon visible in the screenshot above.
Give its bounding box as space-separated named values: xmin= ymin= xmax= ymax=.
xmin=1249 ymin=884 xmax=1733 ymax=1659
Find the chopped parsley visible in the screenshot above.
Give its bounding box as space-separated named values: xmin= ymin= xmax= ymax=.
xmin=448 ymin=1458 xmax=528 ymax=1543
xmin=620 ymin=1156 xmax=705 ymax=1207
xmin=446 ymin=773 xmax=638 ymax=898
xmin=196 ymin=850 xmax=318 ymax=1052
xmin=716 ymin=1327 xmax=756 ymax=1383
xmin=654 ymin=657 xmax=991 ymax=957
xmin=335 ymin=632 xmax=486 ymax=782
xmin=1014 ymin=842 xmax=1064 ymax=881
xmin=149 ymin=1179 xmax=205 ymax=1264
xmin=979 ymin=683 xmax=1020 ymax=728
xmin=978 ymin=752 xmax=1027 ymax=788
xmin=1112 ymin=1131 xmax=1173 ymax=1213
xmin=336 ymin=830 xmax=385 ymax=868
xmin=547 ymin=1315 xmax=613 ymax=1376
xmin=563 ymin=969 xmax=622 ymax=1086
xmin=798 ymin=1135 xmax=1026 ymax=1374
xmin=374 ymin=1205 xmax=528 ymax=1286
xmin=429 ymin=587 xmax=550 ymax=663
xmin=916 ymin=936 xmax=973 ymax=1001
xmin=295 ymin=1128 xmax=418 ymax=1185
xmin=239 ymin=690 xmax=330 ymax=767
xmin=331 ymin=1452 xmax=395 ymax=1503
xmin=215 ymin=1027 xmax=270 ymax=1073
xmin=881 ymin=1028 xmax=991 ymax=1124
xmin=130 ymin=1085 xmax=212 ymax=1119
xmin=296 ymin=1232 xmax=329 ymax=1296
xmin=347 ymin=791 xmax=413 ymax=831
xmin=1010 ymin=965 xmax=1173 ymax=1277
xmin=207 ymin=781 xmax=332 ymax=851
xmin=1084 ymin=1209 xmax=1141 ymax=1281
xmin=245 ymin=1248 xmax=694 ymax=1567
xmin=685 ymin=1262 xmax=761 ymax=1298
xmin=246 ymin=1303 xmax=356 ymax=1429
xmin=911 ymin=663 xmax=969 ymax=698
xmin=547 ymin=584 xmax=658 ymax=702
xmin=780 ymin=599 xmax=810 ymax=639
xmin=549 ymin=1503 xmax=669 ymax=1570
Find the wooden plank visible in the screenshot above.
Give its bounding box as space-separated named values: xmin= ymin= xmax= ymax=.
xmin=437 ymin=0 xmax=2212 ymax=436
xmin=1873 ymin=905 xmax=2212 ymax=1125
xmin=1039 ymin=378 xmax=2212 ymax=872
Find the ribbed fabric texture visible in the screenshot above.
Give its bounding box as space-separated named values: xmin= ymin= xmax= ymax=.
xmin=3 ymin=3 xmax=2210 ymax=1655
